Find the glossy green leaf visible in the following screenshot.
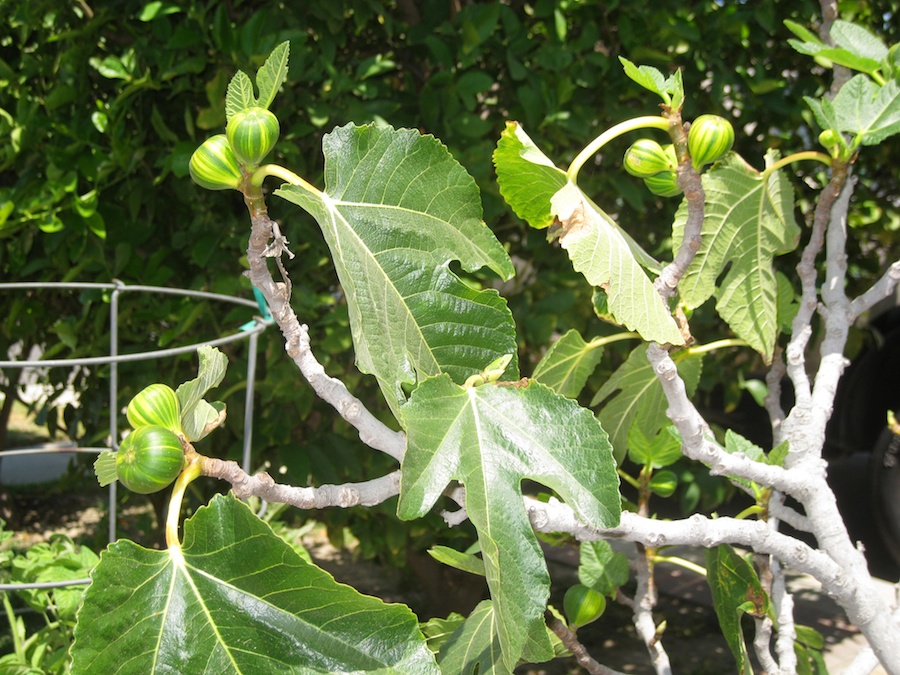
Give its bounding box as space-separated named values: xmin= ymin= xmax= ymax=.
xmin=591 ymin=345 xmax=703 ymax=463
xmin=276 ymin=124 xmax=517 ymax=411
xmin=706 ymin=544 xmax=770 ymax=675
xmin=577 ymin=540 xmax=629 ymax=596
xmin=493 ymin=122 xmax=568 ymax=229
xmin=532 ymin=329 xmax=604 ymax=399
xmin=399 ymin=375 xmax=620 ymax=668
xmin=672 ymin=151 xmax=799 ymax=361
xmin=551 ymin=182 xmax=683 ymax=345
xmin=71 ymin=494 xmax=438 ymax=674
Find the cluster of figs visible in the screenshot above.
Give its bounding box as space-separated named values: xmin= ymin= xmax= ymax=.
xmin=188 ymin=106 xmax=280 ymax=190
xmin=623 ymin=114 xmax=735 ymax=196
xmin=115 ymin=384 xmax=188 ymax=494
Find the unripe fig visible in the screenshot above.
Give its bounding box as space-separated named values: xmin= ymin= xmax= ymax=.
xmin=116 ymin=425 xmax=186 ymax=494
xmin=127 ymin=383 xmax=181 ymax=433
xmin=189 ymin=134 xmax=242 ymax=190
xmin=688 ymin=114 xmax=734 ymax=169
xmin=624 ymin=139 xmax=675 ymax=177
xmin=648 ymin=470 xmax=678 ymax=497
xmin=564 ymin=584 xmax=607 ymax=629
xmin=818 ymin=129 xmax=842 ymax=150
xmin=643 ymin=170 xmax=682 ymax=197
xmin=226 ymin=107 xmax=280 ymax=168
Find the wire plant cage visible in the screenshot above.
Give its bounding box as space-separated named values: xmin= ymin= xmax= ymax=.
xmin=0 ymin=281 xmax=272 ymax=593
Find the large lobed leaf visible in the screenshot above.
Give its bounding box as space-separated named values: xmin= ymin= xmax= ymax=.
xmin=531 ymin=328 xmax=604 ymax=399
xmin=591 ymin=345 xmax=703 ymax=464
xmin=71 ymin=494 xmax=438 ymax=674
xmin=672 ymin=151 xmax=799 ymax=361
xmin=805 ymin=74 xmax=900 ymax=146
xmin=398 ymin=375 xmax=620 ymax=669
xmin=277 ymin=124 xmax=517 ymax=412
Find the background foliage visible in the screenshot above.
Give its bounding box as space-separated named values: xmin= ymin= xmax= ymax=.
xmin=2 ymin=0 xmax=899 ymax=566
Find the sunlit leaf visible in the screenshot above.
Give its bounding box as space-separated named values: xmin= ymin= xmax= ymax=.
xmin=399 ymin=375 xmax=620 ymax=668
xmin=256 ymin=41 xmax=290 ymax=110
xmin=225 ymin=71 xmax=256 ymax=120
xmin=71 ymin=495 xmax=439 ymax=674
xmin=706 ymin=544 xmax=769 ymax=675
xmin=551 ymin=182 xmax=683 ymax=345
xmin=672 ymin=151 xmax=799 ymax=361
xmin=493 ymin=122 xmax=568 ymax=229
xmin=277 ymin=124 xmax=517 ymax=412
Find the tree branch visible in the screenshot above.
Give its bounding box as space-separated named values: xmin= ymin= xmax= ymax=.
xmin=654 ymin=112 xmax=705 ymax=306
xmin=849 ymin=260 xmax=900 ymax=322
xmin=544 ymin=611 xmax=624 ymax=675
xmin=201 ymin=456 xmax=401 ymax=509
xmin=243 ymin=200 xmax=406 ymax=463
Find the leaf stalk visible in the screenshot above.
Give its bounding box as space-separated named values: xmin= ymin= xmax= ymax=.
xmin=568 ymin=116 xmax=671 ymax=183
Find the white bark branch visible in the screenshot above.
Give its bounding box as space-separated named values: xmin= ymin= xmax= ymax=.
xmin=201 ymin=457 xmax=401 ymax=509
xmin=244 ymin=207 xmax=407 ymax=463
xmin=850 ymin=260 xmax=900 ymax=322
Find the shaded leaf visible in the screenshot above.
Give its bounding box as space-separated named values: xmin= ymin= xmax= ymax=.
xmin=627 ymin=424 xmax=683 ymax=469
xmin=436 ymin=601 xmax=561 ymax=675
xmin=399 ymin=375 xmax=620 ymax=668
xmin=428 ymin=545 xmax=486 ymax=577
xmin=551 ymin=182 xmax=683 ymax=345
xmin=706 ymin=545 xmax=769 ymax=675
xmin=71 ymin=494 xmax=438 ymax=674
xmin=672 ymin=151 xmax=799 ymax=361
xmin=436 ymin=601 xmax=503 ymax=674
xmin=532 ymin=329 xmax=604 ymax=399
xmin=277 ymin=124 xmax=517 ymax=412
xmin=591 ymin=345 xmax=703 ymax=463
xmin=578 ymin=541 xmax=629 ymax=596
